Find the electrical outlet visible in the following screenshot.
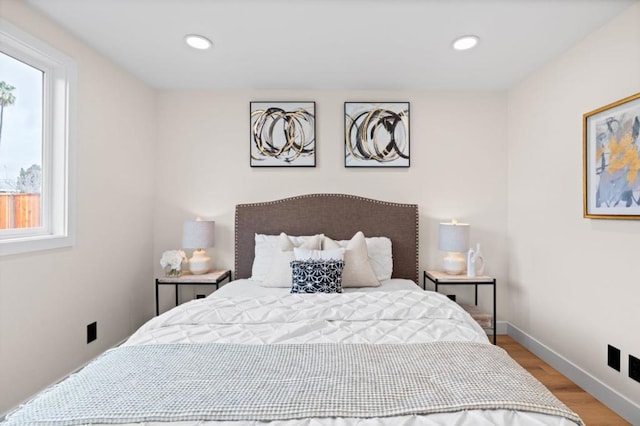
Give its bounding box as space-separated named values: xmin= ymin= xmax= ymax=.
xmin=196 ymin=294 xmax=206 ymax=299
xmin=629 ymin=355 xmax=640 ymax=383
xmin=87 ymin=322 xmax=97 ymax=344
xmin=608 ymin=345 xmax=621 ymax=371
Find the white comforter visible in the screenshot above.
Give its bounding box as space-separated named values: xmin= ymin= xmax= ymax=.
xmin=111 ymin=280 xmax=579 ymax=426
xmin=127 ymin=282 xmax=487 ymax=346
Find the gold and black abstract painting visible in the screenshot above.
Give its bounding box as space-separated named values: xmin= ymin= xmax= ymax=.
xmin=250 ymin=102 xmax=316 ymax=167
xmin=345 ymin=102 xmax=410 ymax=168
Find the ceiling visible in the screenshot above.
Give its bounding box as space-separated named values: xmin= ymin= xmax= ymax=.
xmin=26 ymin=0 xmax=637 ymax=91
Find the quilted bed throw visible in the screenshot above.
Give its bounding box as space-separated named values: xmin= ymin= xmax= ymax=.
xmin=3 ymin=342 xmax=583 ymax=426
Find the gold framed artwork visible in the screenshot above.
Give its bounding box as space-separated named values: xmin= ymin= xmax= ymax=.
xmin=583 ymin=92 xmax=640 ymax=219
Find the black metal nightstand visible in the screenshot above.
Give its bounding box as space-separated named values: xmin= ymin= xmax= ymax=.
xmin=423 ymin=270 xmax=497 ymax=344
xmin=155 ymin=269 xmax=232 ymax=315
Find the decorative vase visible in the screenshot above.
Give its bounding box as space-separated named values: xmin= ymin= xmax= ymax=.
xmin=466 ymin=248 xmax=477 ymax=277
xmin=467 ymin=243 xmax=485 ymax=276
xmin=165 ymin=267 xmax=182 ymax=278
xmin=475 ymin=243 xmax=485 ymax=275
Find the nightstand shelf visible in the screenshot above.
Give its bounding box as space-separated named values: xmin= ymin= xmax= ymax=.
xmin=423 ymin=270 xmax=496 ymax=344
xmin=155 ymin=269 xmax=232 ymax=315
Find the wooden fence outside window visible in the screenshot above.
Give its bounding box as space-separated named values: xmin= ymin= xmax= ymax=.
xmin=0 ymin=193 xmax=41 ymax=229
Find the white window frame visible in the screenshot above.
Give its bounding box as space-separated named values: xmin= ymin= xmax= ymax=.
xmin=0 ymin=20 xmax=76 ymax=256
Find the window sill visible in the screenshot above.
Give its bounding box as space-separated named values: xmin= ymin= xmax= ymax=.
xmin=0 ymin=233 xmax=75 ymax=256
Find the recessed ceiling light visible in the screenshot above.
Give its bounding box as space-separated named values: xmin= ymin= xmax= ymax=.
xmin=452 ymin=35 xmax=479 ymax=51
xmin=184 ymin=34 xmax=212 ymax=50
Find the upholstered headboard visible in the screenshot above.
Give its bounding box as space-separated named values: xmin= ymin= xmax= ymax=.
xmin=235 ymin=194 xmax=419 ymax=282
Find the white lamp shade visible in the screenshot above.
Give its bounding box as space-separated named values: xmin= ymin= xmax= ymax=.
xmin=438 ymin=221 xmax=470 ymax=253
xmin=182 ymin=220 xmax=215 ymax=249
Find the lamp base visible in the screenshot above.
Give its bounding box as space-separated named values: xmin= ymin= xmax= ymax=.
xmin=188 ymin=249 xmax=211 ymax=275
xmin=443 ymin=252 xmax=466 ymax=275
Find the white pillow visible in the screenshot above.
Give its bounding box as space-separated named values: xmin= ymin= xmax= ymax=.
xmin=321 ymin=235 xmax=392 ymax=281
xmin=323 ymin=231 xmax=380 ymax=288
xmin=364 ymin=237 xmax=393 ymax=281
xmin=294 ymin=247 xmax=345 ymax=261
xmin=251 ymin=233 xmax=320 ymax=281
xmin=261 ymin=233 xmax=323 ymax=287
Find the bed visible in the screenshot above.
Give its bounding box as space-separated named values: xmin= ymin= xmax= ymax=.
xmin=3 ymin=194 xmax=583 ymax=426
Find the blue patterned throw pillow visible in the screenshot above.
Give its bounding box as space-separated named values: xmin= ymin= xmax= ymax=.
xmin=290 ymin=259 xmax=344 ymax=293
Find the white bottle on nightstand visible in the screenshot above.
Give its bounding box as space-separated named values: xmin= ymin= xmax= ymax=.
xmin=467 ymin=243 xmax=485 ymax=277
xmin=475 ymin=243 xmax=485 ymax=275
xmin=467 ymin=248 xmax=476 ymax=277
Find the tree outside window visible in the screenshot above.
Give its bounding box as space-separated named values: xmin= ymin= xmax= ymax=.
xmin=0 ymin=52 xmax=44 ymax=230
xmin=0 ymin=19 xmax=76 ymax=255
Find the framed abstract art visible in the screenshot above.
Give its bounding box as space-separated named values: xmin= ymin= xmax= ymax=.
xmin=583 ymin=92 xmax=640 ymax=219
xmin=344 ymin=102 xmax=410 ymax=168
xmin=250 ymin=101 xmax=316 ymax=167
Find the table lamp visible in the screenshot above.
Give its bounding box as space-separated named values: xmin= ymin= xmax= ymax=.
xmin=438 ymin=219 xmax=470 ymax=275
xmin=182 ymin=218 xmax=216 ymax=275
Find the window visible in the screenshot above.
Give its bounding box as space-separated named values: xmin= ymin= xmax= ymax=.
xmin=0 ymin=20 xmax=76 ymax=256
xmin=0 ymin=53 xmax=43 ymax=230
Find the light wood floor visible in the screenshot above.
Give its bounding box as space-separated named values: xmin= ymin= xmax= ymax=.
xmin=497 ymin=335 xmax=629 ymax=425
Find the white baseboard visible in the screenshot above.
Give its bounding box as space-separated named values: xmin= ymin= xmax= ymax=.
xmin=508 ymin=323 xmax=640 ymax=425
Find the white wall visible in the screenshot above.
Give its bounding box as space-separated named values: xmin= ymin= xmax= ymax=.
xmin=1 ymin=0 xmax=636 ymax=417
xmin=0 ymin=0 xmax=157 ymax=413
xmin=3 ymin=0 xmax=636 ymax=417
xmin=154 ymin=90 xmax=508 ymax=316
xmin=508 ymin=3 xmax=640 ymax=407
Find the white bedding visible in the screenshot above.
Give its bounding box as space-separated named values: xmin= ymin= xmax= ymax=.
xmin=6 ymin=280 xmax=578 ymax=426
xmin=126 ymin=280 xmax=487 ymax=346
xmin=115 ymin=280 xmax=579 ymax=426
